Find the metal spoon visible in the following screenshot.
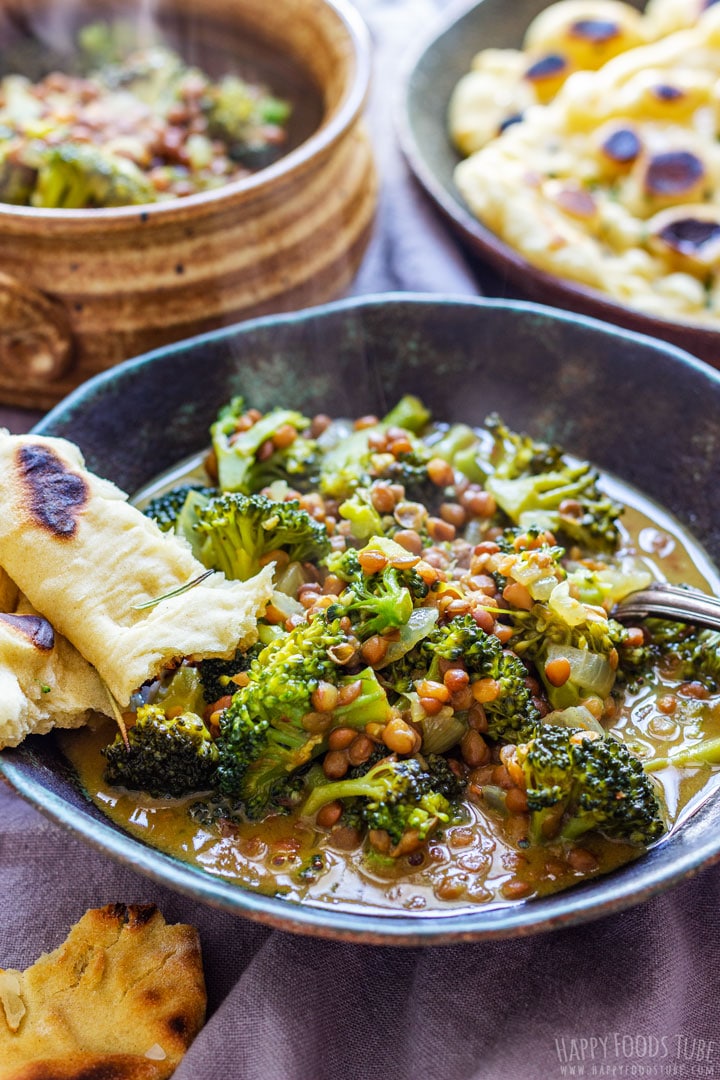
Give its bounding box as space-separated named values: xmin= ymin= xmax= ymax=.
xmin=613 ymin=582 xmax=720 ymax=632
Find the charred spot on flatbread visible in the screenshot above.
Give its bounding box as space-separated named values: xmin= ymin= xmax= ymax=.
xmin=569 ymin=18 xmax=620 ymax=44
xmin=17 ymin=444 xmax=88 ymax=538
xmin=100 ymin=903 xmax=157 ymax=930
xmin=0 ymin=613 xmax=54 ymax=651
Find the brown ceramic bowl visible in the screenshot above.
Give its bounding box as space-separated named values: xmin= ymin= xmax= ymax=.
xmin=398 ymin=0 xmax=720 ymax=369
xmin=0 ymin=0 xmax=376 ymax=408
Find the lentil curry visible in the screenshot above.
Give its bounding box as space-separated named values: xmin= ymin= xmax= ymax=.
xmin=63 ymin=397 xmax=720 ymax=912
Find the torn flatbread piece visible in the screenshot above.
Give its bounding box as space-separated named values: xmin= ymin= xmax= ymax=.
xmin=0 ymin=903 xmax=205 ymax=1080
xmin=0 ymin=432 xmax=274 ymax=706
xmin=0 ymin=594 xmax=112 ymax=749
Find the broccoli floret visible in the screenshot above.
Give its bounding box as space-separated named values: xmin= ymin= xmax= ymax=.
xmin=375 ymin=448 xmax=440 ymax=509
xmin=337 ymin=490 xmax=385 ymax=541
xmin=649 ymin=622 xmax=720 ymax=690
xmin=511 ymin=727 xmax=664 ymax=846
xmin=205 ymin=74 xmax=291 ymax=167
xmin=211 ymin=398 xmax=318 ymax=494
xmin=386 ymin=615 xmax=541 ymax=744
xmin=303 ymin=756 xmax=456 ymax=850
xmin=613 ymin=618 xmax=720 ymax=691
xmin=193 ymin=492 xmax=330 ymax=581
xmin=327 ymin=537 xmax=428 ymax=640
xmin=318 ymin=397 xmax=433 ymax=501
xmin=463 ymin=416 xmax=622 ymax=551
xmin=103 ymin=704 xmax=218 ymax=798
xmin=423 ymin=752 xmax=467 ymax=802
xmin=32 ymin=143 xmax=155 ymax=208
xmin=143 ymin=484 xmax=217 ymax=532
xmin=505 ymin=588 xmax=620 ymax=709
xmin=215 ymin=618 xmax=391 ymax=816
xmin=199 ymin=645 xmax=260 ymax=704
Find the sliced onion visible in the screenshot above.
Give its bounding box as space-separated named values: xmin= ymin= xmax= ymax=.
xmin=548 ymin=581 xmax=592 ymax=627
xmin=546 ymin=642 xmax=615 ymax=698
xmin=376 ymin=607 xmax=439 ymax=668
xmin=269 ymin=588 xmax=304 ymax=617
xmin=275 ymin=561 xmax=307 ymax=597
xmin=407 ymin=694 xmax=467 ymax=754
xmin=542 ymin=705 xmax=605 ymax=736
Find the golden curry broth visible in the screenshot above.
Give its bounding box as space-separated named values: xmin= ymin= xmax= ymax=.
xmin=61 ymin=474 xmax=720 ymax=914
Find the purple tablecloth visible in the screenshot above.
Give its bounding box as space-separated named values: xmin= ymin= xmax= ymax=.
xmin=2 ymin=2 xmax=720 ymax=1077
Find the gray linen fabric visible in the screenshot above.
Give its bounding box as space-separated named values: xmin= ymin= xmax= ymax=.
xmin=2 ymin=2 xmax=720 ymax=1078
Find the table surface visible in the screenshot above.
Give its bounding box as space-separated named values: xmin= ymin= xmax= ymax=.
xmin=2 ymin=2 xmax=720 ymax=1078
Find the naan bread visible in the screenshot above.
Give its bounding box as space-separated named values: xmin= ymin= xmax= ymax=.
xmin=0 ymin=904 xmax=205 ymax=1080
xmin=0 ymin=594 xmax=112 ymax=749
xmin=0 ymin=432 xmax=274 ymax=706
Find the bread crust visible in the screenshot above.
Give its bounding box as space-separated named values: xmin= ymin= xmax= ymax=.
xmin=0 ymin=904 xmax=206 ymax=1080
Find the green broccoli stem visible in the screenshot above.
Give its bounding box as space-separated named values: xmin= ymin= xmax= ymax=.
xmin=304 ymin=772 xmax=390 ymax=817
xmin=645 ymin=736 xmax=720 ymax=772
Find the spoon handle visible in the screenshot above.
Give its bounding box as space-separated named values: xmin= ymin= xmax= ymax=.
xmin=613 ymin=583 xmax=720 ymax=632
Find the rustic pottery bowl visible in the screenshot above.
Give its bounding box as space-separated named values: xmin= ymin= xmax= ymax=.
xmin=1 ymin=294 xmax=720 ymax=945
xmin=398 ymin=0 xmax=720 ymax=369
xmin=0 ymin=0 xmax=376 ymax=408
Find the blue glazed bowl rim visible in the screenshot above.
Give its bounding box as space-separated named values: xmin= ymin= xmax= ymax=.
xmin=1 ymin=291 xmax=719 ymax=945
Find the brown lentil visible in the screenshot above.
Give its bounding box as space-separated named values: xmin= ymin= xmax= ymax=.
xmin=257 ymin=438 xmax=275 ymax=462
xmin=302 ymin=712 xmax=332 ymax=734
xmin=361 ymin=635 xmax=389 ymax=666
xmin=370 ymin=483 xmax=397 ymax=513
xmin=427 ymin=458 xmax=455 ymax=487
xmin=440 ymin=502 xmax=467 ymax=528
xmin=316 ymin=801 xmax=343 ymax=828
xmin=680 ymin=681 xmax=710 ymax=699
xmin=328 ymin=727 xmax=359 ymax=751
xmin=657 ymin=694 xmax=677 ymax=715
xmin=419 ymin=696 xmax=445 ymax=716
xmin=502 ymin=581 xmax=534 ymax=610
xmin=566 ymin=848 xmax=599 ymax=873
xmin=358 ymin=550 xmax=388 ymax=575
xmin=544 ymin=657 xmax=572 ymax=687
xmin=347 ymin=734 xmax=375 ymax=766
xmin=501 ymin=880 xmax=532 ymax=900
xmin=331 ymin=826 xmax=362 ymax=850
xmin=427 ymin=517 xmax=456 ymax=543
xmin=444 ymin=668 xmax=470 ymax=694
xmin=471 ymin=608 xmax=495 ymax=634
xmin=383 ymin=715 xmax=420 ymax=755
xmin=271 ymin=424 xmax=298 ymax=449
xmin=309 ymin=413 xmax=332 ymax=437
xmin=461 ymin=729 xmax=490 ymax=768
xmin=472 ymin=677 xmax=501 ymax=704
xmin=337 ymin=680 xmax=363 ymax=707
xmin=311 ymin=682 xmax=339 ymax=713
xmin=416 ymin=679 xmax=451 ymax=703
xmin=393 ymin=529 xmax=424 ymax=555
xmin=505 ymin=787 xmax=530 ymax=814
xmin=323 ymin=750 xmax=350 ymax=779
xmin=462 ymin=489 xmax=497 ymax=518
xmin=354 ymin=415 xmax=379 ymax=430
xmin=320 ymin=575 xmax=344 ymax=597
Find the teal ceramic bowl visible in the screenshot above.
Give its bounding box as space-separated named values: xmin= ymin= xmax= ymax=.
xmin=398 ymin=0 xmax=720 ymax=368
xmin=1 ymin=294 xmax=720 ymax=944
